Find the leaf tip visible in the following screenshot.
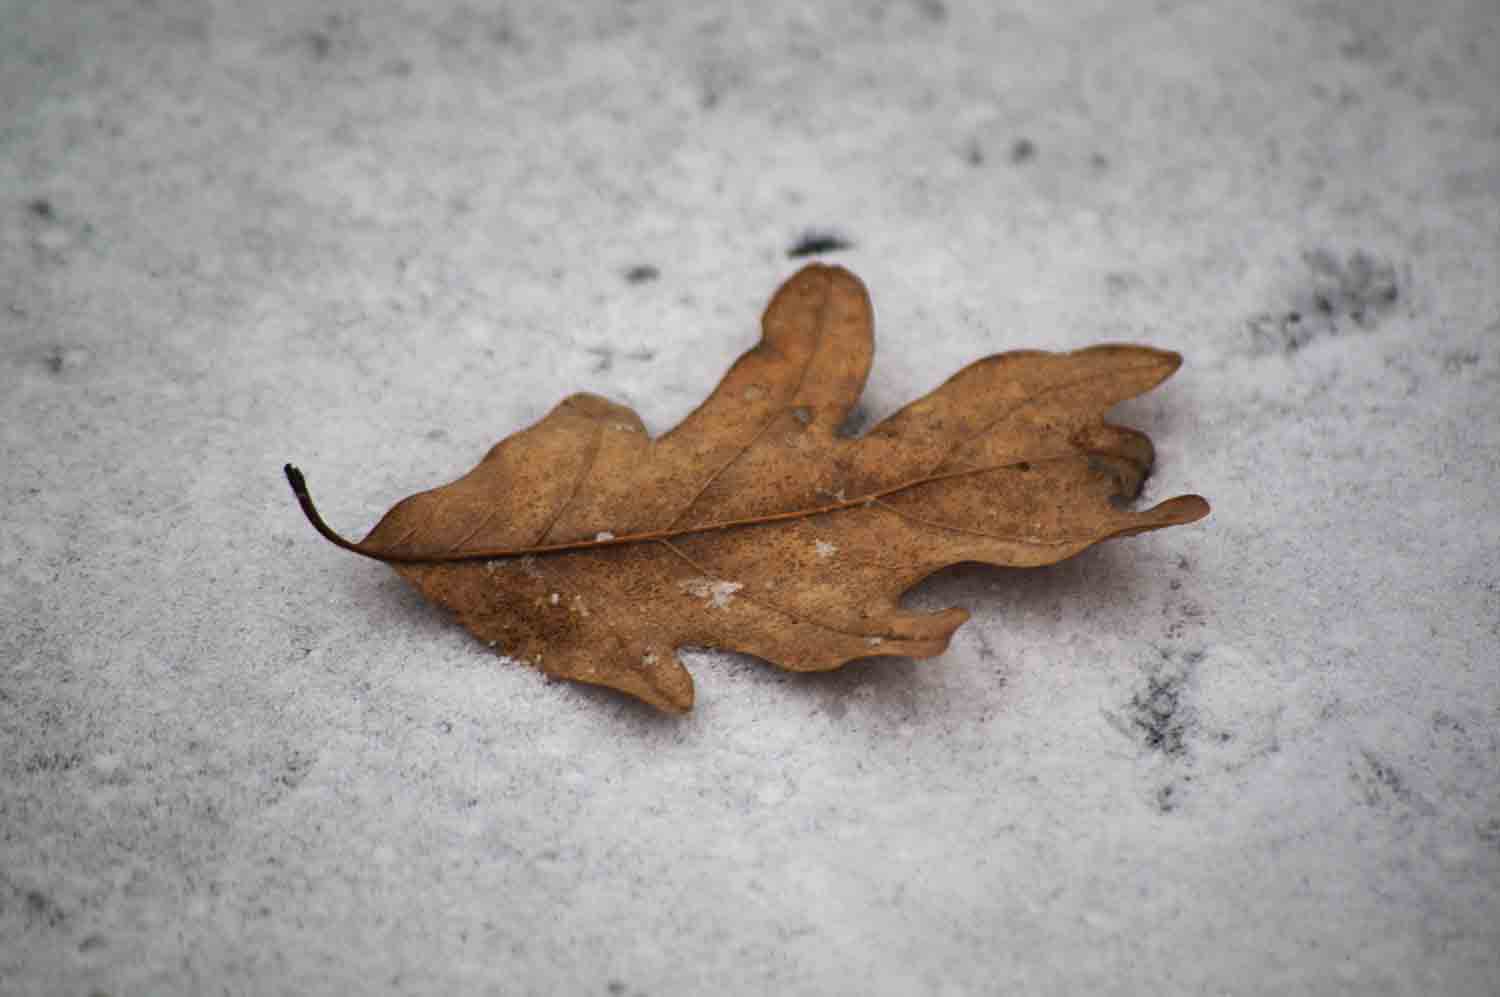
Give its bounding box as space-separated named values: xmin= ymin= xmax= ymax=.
xmin=1156 ymin=493 xmax=1211 ymax=525
xmin=1105 ymin=494 xmax=1211 ymax=541
xmin=1120 ymin=344 xmax=1183 ymax=380
xmin=636 ymin=665 xmax=696 ymax=714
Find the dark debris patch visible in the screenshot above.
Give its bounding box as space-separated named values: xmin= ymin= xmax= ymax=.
xmin=27 ymin=198 xmax=54 ymax=219
xmin=1108 ymin=648 xmax=1204 ymax=765
xmin=1009 ymin=138 xmax=1037 ymax=163
xmin=585 ymin=346 xmax=656 ymax=373
xmin=1350 ymin=749 xmax=1434 ymax=814
xmin=1306 ymin=249 xmax=1399 ymax=326
xmin=1155 ymin=779 xmax=1190 ymax=814
xmin=1130 ymin=673 xmax=1190 ymax=757
xmin=917 ymin=0 xmax=948 ymax=23
xmin=41 ymin=345 xmax=89 ymax=376
xmin=787 ymin=230 xmax=854 ymax=258
xmin=623 ymin=264 xmax=659 ymax=284
xmin=586 ymin=346 xmax=614 ymax=373
xmin=24 ymin=751 xmax=81 ymax=773
xmin=1101 ymin=649 xmax=1211 ymax=814
xmin=1442 ymin=349 xmax=1479 ymax=374
xmin=307 ymin=31 xmax=333 ymax=59
xmin=1248 ymin=249 xmax=1401 ymax=354
xmin=22 ymin=887 xmax=66 ymax=929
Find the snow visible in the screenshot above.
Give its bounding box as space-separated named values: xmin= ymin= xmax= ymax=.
xmin=679 ymin=578 xmax=745 ymax=610
xmin=2 ymin=1 xmax=1498 ymax=995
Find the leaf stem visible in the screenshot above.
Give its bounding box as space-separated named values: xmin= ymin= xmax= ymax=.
xmin=284 ymin=465 xmax=391 ymax=560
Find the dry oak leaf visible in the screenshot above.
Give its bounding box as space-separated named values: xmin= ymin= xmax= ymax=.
xmin=287 ymin=264 xmax=1209 ymax=712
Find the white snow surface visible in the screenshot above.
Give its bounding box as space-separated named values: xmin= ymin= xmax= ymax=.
xmin=3 ymin=1 xmax=1498 ymax=994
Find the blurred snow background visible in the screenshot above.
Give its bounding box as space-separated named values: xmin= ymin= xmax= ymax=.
xmin=2 ymin=0 xmax=1497 ymax=993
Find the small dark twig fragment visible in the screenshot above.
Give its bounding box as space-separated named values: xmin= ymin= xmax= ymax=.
xmin=787 ymin=230 xmax=854 ymax=258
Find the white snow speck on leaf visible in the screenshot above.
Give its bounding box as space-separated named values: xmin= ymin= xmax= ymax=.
xmin=814 ymin=540 xmax=837 ymax=559
xmin=594 ymin=531 xmax=615 ymax=541
xmin=679 ymin=577 xmax=744 ymax=609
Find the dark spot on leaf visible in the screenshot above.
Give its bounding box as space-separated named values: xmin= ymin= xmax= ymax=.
xmin=1015 ymin=461 xmax=1031 ymax=472
xmin=623 ymin=264 xmax=659 ymax=284
xmin=835 ymin=405 xmax=871 ymax=438
xmin=1010 ymin=138 xmax=1037 ymax=163
xmin=787 ymin=230 xmax=853 ymax=258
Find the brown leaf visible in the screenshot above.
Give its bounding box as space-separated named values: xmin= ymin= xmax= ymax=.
xmin=287 ymin=265 xmax=1209 ymax=712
